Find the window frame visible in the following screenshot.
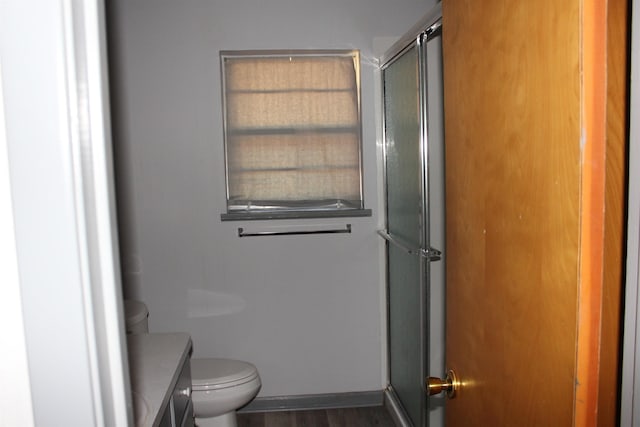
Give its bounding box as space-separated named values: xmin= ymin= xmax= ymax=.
xmin=219 ymin=49 xmax=371 ymax=221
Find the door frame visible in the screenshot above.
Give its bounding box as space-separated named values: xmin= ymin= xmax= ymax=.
xmin=1 ymin=0 xmax=131 ymax=424
xmin=621 ymin=1 xmax=640 ymax=424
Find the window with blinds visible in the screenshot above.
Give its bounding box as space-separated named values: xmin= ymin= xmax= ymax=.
xmin=220 ymin=50 xmax=368 ymax=220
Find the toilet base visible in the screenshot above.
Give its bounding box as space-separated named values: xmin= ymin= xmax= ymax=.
xmin=195 ymin=412 xmax=237 ymax=427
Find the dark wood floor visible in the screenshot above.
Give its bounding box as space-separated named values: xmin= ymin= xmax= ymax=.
xmin=237 ymin=406 xmax=397 ymax=427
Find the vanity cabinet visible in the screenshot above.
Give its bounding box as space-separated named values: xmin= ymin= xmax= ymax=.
xmin=171 ymin=359 xmax=194 ymax=427
xmin=157 ymin=359 xmax=193 ymax=427
xmin=128 ymin=333 xmax=194 ymax=427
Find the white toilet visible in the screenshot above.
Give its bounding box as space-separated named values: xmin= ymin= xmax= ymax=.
xmin=190 ymin=358 xmax=260 ymax=427
xmin=124 ymin=300 xmax=261 ymax=427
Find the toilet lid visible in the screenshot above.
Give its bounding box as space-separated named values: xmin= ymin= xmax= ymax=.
xmin=191 ymin=358 xmax=258 ymax=390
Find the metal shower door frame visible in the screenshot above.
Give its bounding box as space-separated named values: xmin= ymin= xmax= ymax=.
xmin=379 ymin=4 xmax=443 ymax=426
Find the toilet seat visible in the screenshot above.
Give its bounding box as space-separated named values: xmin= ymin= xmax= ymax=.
xmin=191 ymin=358 xmax=259 ymax=391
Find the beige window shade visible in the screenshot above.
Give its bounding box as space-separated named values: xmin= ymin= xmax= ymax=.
xmin=221 ymin=51 xmax=363 ymax=214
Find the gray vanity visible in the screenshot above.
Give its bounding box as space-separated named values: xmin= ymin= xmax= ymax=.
xmin=127 ymin=333 xmax=194 ymax=427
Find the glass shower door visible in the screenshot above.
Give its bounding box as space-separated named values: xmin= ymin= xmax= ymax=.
xmin=382 ymin=41 xmax=428 ymax=426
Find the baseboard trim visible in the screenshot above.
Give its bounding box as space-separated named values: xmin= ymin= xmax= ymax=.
xmin=384 ymin=387 xmax=412 ymax=427
xmin=238 ymin=390 xmax=385 ymax=413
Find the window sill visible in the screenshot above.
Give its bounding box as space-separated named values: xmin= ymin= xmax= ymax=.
xmin=220 ymin=209 xmax=372 ymax=222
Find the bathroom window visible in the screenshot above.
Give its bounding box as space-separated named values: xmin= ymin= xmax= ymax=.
xmin=220 ymin=50 xmax=370 ymax=220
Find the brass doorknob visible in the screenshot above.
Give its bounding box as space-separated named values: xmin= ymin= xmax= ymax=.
xmin=426 ymin=369 xmax=460 ymax=399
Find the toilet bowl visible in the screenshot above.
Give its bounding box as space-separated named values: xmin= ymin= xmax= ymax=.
xmin=124 ymin=300 xmax=261 ymax=427
xmin=191 ymin=358 xmax=261 ymax=427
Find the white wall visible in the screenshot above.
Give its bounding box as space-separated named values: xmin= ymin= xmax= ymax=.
xmin=108 ymin=0 xmax=433 ymax=396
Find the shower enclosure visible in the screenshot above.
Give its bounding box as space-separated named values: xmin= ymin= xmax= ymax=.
xmin=379 ymin=5 xmax=445 ymax=426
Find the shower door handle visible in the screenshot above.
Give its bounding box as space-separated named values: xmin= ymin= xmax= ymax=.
xmin=425 ymin=246 xmax=442 ymax=262
xmin=377 ymin=230 xmax=443 ymax=262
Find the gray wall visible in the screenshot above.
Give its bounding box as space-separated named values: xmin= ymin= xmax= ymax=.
xmin=108 ymin=0 xmax=433 ymax=396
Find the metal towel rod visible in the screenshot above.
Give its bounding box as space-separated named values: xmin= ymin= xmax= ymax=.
xmin=238 ymin=224 xmax=352 ymax=237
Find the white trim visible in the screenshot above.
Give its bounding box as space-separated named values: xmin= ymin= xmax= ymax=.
xmin=0 ymin=55 xmax=36 ymax=427
xmin=62 ymin=0 xmax=131 ymax=424
xmin=239 ymin=391 xmax=384 ymax=413
xmin=0 ymin=0 xmax=130 ymax=424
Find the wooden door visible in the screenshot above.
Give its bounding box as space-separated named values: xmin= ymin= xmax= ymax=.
xmin=441 ymin=0 xmax=626 ymax=426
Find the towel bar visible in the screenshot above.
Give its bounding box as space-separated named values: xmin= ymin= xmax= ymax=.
xmin=238 ymin=224 xmax=352 ymax=237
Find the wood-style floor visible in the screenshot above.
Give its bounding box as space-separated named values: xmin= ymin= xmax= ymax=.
xmin=237 ymin=406 xmax=397 ymax=427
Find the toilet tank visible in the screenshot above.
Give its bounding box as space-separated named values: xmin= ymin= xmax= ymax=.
xmin=124 ymin=300 xmax=149 ymax=334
